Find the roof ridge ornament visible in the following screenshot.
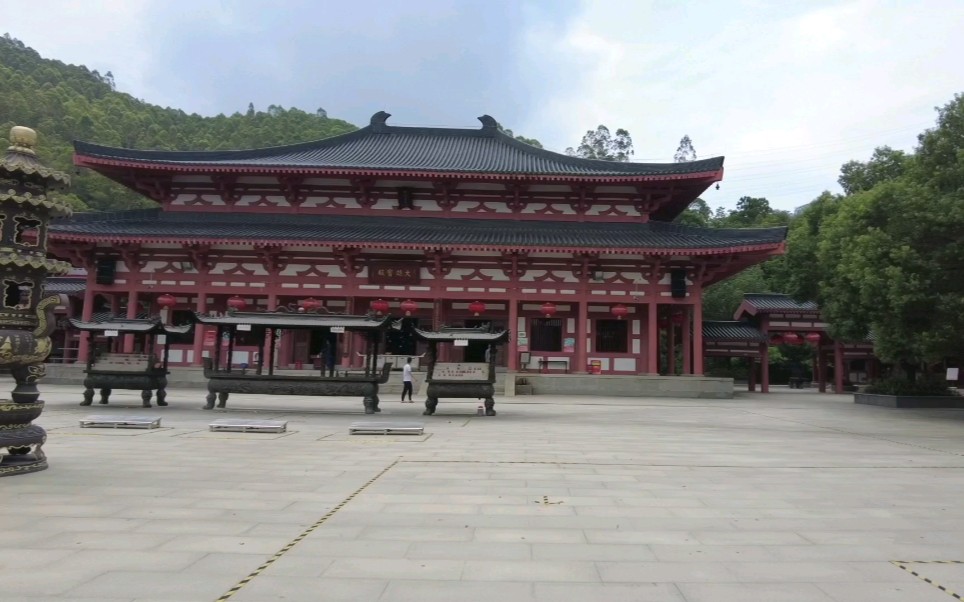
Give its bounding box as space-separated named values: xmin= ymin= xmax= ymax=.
xmin=477 ymin=115 xmax=498 ymax=132
xmin=370 ymin=111 xmax=391 ymax=133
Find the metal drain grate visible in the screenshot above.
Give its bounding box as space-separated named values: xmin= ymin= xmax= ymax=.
xmin=79 ymin=415 xmax=162 ymax=429
xmin=209 ymin=418 xmax=288 ymax=433
xmin=349 ymin=421 xmax=424 ymax=435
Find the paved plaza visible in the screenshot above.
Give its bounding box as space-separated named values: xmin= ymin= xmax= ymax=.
xmin=3 ymin=382 xmax=964 ymax=602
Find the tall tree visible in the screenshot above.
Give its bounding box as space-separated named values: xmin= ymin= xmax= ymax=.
xmin=675 ymin=198 xmax=712 ymax=227
xmin=565 ymin=125 xmax=633 ymax=161
xmin=774 ymin=191 xmax=842 ymax=302
xmin=817 ymin=94 xmax=964 ymax=373
xmin=674 ymin=135 xmax=697 ymax=162
xmin=837 ymin=146 xmax=910 ymax=195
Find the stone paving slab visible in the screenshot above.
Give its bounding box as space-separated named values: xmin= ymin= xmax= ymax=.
xmin=3 ymin=382 xmax=964 ymax=601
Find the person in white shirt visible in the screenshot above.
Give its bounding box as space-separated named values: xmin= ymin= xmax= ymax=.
xmin=401 ymin=357 xmax=414 ymax=403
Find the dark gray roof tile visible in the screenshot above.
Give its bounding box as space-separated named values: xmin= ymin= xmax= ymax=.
xmin=702 ymin=321 xmax=767 ymax=341
xmin=743 ymin=293 xmax=819 ymax=312
xmin=74 ymin=113 xmax=724 ymax=178
xmin=43 ymin=276 xmax=86 ymax=295
xmin=50 ymin=209 xmax=787 ymax=252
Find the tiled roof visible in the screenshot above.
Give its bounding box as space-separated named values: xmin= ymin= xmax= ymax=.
xmin=50 ymin=209 xmax=787 ymax=253
xmin=195 ymin=311 xmax=392 ymax=330
xmin=70 ymin=317 xmax=191 ymax=335
xmin=743 ymin=293 xmax=819 ymax=312
xmin=92 ymin=312 xmax=149 ymax=321
xmin=74 ymin=112 xmax=724 ymax=179
xmin=414 ymin=328 xmax=510 ymax=343
xmin=43 ymin=277 xmax=86 ymax=295
xmin=702 ymin=321 xmax=767 ymax=341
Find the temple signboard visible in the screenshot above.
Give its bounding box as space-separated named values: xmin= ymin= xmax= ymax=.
xmin=432 ymin=362 xmax=488 ymax=381
xmin=369 ymin=262 xmax=420 ymax=285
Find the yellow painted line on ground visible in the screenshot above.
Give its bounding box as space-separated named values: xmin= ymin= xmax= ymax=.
xmin=891 ymin=560 xmax=964 ymax=600
xmin=214 ymin=459 xmax=399 ymax=602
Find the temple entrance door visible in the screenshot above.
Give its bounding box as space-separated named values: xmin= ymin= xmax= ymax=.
xmin=385 ymin=318 xmax=418 ymax=356
xmin=464 ymin=319 xmax=495 ymax=363
xmin=292 ymin=330 xmax=310 ymax=366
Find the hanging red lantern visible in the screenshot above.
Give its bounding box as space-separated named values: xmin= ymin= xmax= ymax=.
xmin=540 ymin=301 xmax=557 ymax=317
xmin=782 ymin=332 xmax=802 ymax=345
xmin=400 ymin=299 xmax=418 ymax=316
xmin=468 ymin=300 xmax=486 ymax=316
xmin=226 ymin=295 xmax=247 ymax=311
xmin=611 ymin=304 xmax=629 ymax=320
xmin=671 ymin=310 xmax=686 ymax=325
xmin=370 ymin=298 xmax=390 ymax=315
xmin=769 ymin=333 xmax=784 ymax=346
xmin=299 ymin=297 xmax=322 ymax=311
xmin=658 ymin=316 xmax=670 ymax=329
xmin=155 ymin=293 xmax=176 ymax=309
xmin=805 ymin=332 xmax=821 ymax=344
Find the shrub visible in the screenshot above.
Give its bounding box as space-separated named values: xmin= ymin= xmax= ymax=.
xmin=864 ymin=376 xmax=955 ymax=396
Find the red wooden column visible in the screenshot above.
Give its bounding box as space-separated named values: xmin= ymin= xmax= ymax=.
xmin=748 ymin=357 xmax=756 ymax=391
xmin=123 ymin=290 xmax=139 ymax=353
xmin=345 ymin=296 xmax=358 ymax=367
xmin=760 ymin=342 xmax=770 ymax=393
xmin=191 ymin=292 xmax=207 ymax=365
xmin=575 ymin=300 xmax=587 ymax=374
xmin=817 ymin=347 xmax=827 ymax=393
xmin=692 ymin=298 xmax=704 ymax=375
xmin=834 ymin=341 xmax=845 ymax=393
xmin=646 ymin=301 xmax=659 ymax=374
xmin=437 ymin=301 xmax=449 ymax=362
xmin=681 ymin=305 xmax=692 ymax=374
xmin=507 ymin=297 xmax=519 ymax=371
xmin=77 ymin=272 xmax=96 ymax=363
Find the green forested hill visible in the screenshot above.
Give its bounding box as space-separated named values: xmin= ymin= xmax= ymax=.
xmin=0 ymin=34 xmax=358 ymax=210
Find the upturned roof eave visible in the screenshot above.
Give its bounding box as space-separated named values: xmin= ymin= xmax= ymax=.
xmin=72 ymin=153 xmax=724 ymax=184
xmin=47 ymin=230 xmax=785 ymax=257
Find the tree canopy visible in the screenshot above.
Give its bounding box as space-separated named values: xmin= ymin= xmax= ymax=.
xmin=565 ymin=125 xmax=634 ymax=161
xmin=497 ymin=122 xmax=543 ymax=148
xmin=0 ymin=35 xmax=361 ymax=211
xmin=674 ymin=135 xmax=697 ymax=163
xmin=814 ymin=94 xmax=964 ymax=370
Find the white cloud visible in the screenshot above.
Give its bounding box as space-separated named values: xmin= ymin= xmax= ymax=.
xmin=519 ymin=0 xmax=964 ymax=210
xmin=4 ymin=0 xmax=962 ymax=213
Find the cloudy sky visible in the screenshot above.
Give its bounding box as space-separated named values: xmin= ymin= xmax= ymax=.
xmin=5 ymin=0 xmax=963 ymax=211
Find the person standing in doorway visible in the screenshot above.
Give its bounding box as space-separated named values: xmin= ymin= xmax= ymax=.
xmin=402 ymin=357 xmax=414 ymax=403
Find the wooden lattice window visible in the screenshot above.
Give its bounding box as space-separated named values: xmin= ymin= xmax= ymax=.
xmin=595 ymin=319 xmax=628 ymax=353
xmin=530 ymin=318 xmax=563 ymax=352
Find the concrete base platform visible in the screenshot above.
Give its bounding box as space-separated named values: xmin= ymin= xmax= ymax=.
xmin=854 ymin=392 xmax=964 ymax=408
xmin=514 ymin=373 xmax=734 ymax=398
